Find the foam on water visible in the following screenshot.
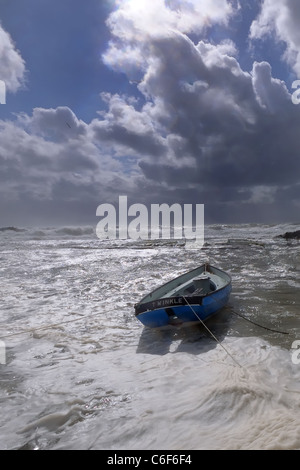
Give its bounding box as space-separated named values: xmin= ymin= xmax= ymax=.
xmin=3 ymin=331 xmax=300 ymax=450
xmin=0 ymin=224 xmax=299 ymax=449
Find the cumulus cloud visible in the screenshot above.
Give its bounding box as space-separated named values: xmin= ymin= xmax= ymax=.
xmin=103 ymin=0 xmax=236 ymax=81
xmin=19 ymin=106 xmax=88 ymax=142
xmin=0 ymin=107 xmax=139 ymax=224
xmin=1 ymin=1 xmax=299 ymax=225
xmin=250 ymin=0 xmax=300 ymax=75
xmin=103 ymin=24 xmax=300 ymax=189
xmin=108 ymin=0 xmax=234 ymax=38
xmin=90 ymin=93 xmax=167 ymax=157
xmin=0 ymin=24 xmax=26 ymax=92
xmin=99 ymin=0 xmax=300 ymax=221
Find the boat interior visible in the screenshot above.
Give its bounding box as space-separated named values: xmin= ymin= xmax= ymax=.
xmin=142 ymin=265 xmax=230 ymax=303
xmin=162 ymin=273 xmax=217 ymax=298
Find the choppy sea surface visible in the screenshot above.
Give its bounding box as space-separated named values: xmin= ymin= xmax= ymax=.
xmin=0 ymin=223 xmax=299 ymax=450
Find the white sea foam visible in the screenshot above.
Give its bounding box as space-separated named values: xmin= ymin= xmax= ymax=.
xmin=0 ymin=224 xmax=299 ymax=450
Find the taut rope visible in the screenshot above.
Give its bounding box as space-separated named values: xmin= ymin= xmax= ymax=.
xmin=182 ymin=296 xmax=243 ymax=368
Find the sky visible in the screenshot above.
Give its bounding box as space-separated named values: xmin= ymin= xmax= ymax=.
xmin=0 ymin=0 xmax=300 ymax=227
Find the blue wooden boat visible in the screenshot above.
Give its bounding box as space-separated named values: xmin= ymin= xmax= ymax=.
xmin=134 ymin=264 xmax=231 ymax=328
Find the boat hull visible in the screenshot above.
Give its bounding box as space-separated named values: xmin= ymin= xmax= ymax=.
xmin=135 ymin=265 xmax=231 ymax=328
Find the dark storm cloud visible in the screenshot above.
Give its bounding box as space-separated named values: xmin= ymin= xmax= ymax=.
xmin=100 ymin=1 xmax=300 ymax=221
xmin=91 ymin=93 xmax=167 ymax=158
xmin=1 ymin=0 xmax=300 ymax=225
xmin=0 ymin=113 xmax=136 ymax=224
xmin=129 ymin=35 xmax=300 ymax=192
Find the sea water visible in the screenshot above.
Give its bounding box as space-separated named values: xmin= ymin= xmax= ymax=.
xmin=0 ymin=223 xmax=299 ymax=450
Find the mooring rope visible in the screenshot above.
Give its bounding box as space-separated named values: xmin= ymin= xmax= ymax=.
xmin=182 ymin=296 xmax=243 ymax=368
xmin=0 ymin=314 xmax=91 ymax=340
xmin=229 ymin=308 xmax=289 ymax=335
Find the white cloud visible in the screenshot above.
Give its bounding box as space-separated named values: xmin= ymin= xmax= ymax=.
xmin=0 ymin=108 xmax=136 ymax=215
xmin=1 ymin=1 xmax=299 ymax=224
xmin=19 ymin=106 xmax=88 ymax=142
xmin=109 ymin=0 xmax=234 ymax=38
xmin=252 ymin=61 xmax=290 ymax=112
xmin=103 ymin=0 xmax=237 ymax=80
xmin=100 ymin=2 xmax=300 ymax=222
xmin=0 ymin=24 xmax=26 ymax=92
xmin=250 ymin=0 xmax=300 ymax=75
xmin=91 ymin=93 xmax=167 ymax=157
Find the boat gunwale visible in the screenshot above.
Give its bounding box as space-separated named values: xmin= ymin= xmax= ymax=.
xmin=134 ymin=264 xmax=231 ymax=316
